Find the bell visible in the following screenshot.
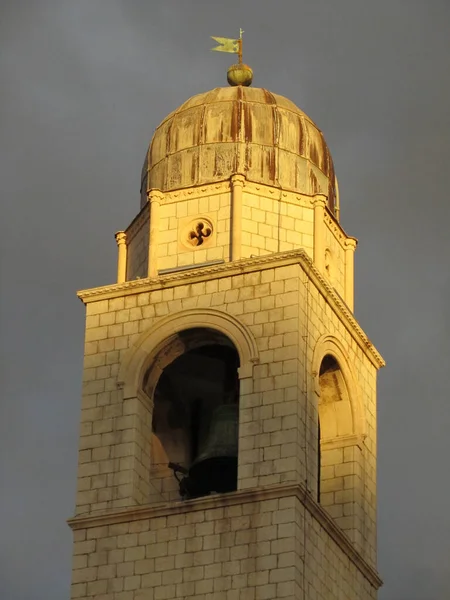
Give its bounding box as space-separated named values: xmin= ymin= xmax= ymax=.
xmin=183 ymin=404 xmax=239 ymax=498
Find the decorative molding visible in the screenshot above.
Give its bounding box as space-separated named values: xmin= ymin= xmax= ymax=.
xmin=312 ymin=194 xmax=327 ymax=208
xmin=117 ymin=307 xmax=260 ymax=399
xmin=231 ymin=173 xmax=246 ymax=188
xmin=324 ymin=210 xmax=353 ymax=249
xmin=187 ymin=222 xmax=213 ymax=246
xmin=345 ymin=237 xmax=358 ymax=251
xmin=148 ymin=189 xmax=165 ymax=204
xmin=67 ymin=482 xmax=382 ymax=589
xmin=152 ymin=176 xmax=318 ymax=209
xmin=180 ymin=216 xmax=215 ymax=250
xmin=245 ymin=179 xmax=314 ymax=208
xmin=77 ymin=250 xmax=385 ymax=369
xmin=163 ymin=181 xmax=231 ymax=204
xmin=114 ymin=231 xmax=127 ymax=246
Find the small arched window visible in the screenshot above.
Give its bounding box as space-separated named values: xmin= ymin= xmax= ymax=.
xmin=316 ymin=353 xmax=362 ymax=546
xmin=318 ymin=354 xmax=353 ymax=442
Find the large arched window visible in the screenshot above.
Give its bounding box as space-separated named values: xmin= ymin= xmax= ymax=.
xmin=115 ymin=308 xmax=258 ymax=510
xmin=143 ymin=328 xmax=240 ymax=504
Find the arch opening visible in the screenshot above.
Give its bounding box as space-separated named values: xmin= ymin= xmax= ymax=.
xmin=317 ymin=353 xmax=354 ymax=505
xmin=316 ymin=353 xmax=364 ymax=548
xmin=145 ymin=328 xmax=240 ymax=503
xmin=318 ymin=354 xmax=354 ymax=443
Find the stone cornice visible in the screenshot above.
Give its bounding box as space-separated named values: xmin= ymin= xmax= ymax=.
xmin=163 ymin=181 xmax=231 ymax=203
xmin=324 ymin=209 xmax=352 ymax=248
xmin=77 ymin=250 xmax=384 ymax=369
xmin=147 ymin=178 xmax=318 ymax=210
xmin=245 ymin=180 xmax=314 ymax=209
xmin=67 ymin=482 xmax=382 ymax=589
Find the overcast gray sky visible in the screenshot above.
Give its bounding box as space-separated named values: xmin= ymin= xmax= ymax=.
xmin=1 ymin=1 xmax=450 ymax=599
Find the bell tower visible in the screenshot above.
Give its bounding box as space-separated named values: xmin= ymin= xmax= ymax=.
xmin=69 ymin=64 xmax=384 ymax=600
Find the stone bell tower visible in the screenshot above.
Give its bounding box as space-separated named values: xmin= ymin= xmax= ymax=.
xmin=69 ymin=63 xmax=384 ymax=600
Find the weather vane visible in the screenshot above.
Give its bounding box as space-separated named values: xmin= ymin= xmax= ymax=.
xmin=210 ymin=30 xmax=253 ymax=86
xmin=211 ymin=28 xmax=244 ymax=63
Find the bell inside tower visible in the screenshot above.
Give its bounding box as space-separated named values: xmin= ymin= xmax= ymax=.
xmin=147 ymin=330 xmax=240 ymax=501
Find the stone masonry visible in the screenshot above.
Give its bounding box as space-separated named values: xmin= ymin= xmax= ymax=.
xmin=69 ymin=250 xmax=383 ymax=599
xmin=69 ymin=81 xmax=384 ymax=600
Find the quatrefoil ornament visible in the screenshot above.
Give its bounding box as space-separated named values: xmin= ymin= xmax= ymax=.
xmin=188 ymin=221 xmax=212 ymax=247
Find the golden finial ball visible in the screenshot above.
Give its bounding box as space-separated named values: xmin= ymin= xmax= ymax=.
xmin=227 ymin=63 xmax=253 ymax=87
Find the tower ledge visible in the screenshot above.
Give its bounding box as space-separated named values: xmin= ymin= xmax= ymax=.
xmin=68 ymin=482 xmax=382 ymax=589
xmin=77 ymin=248 xmax=385 ymax=370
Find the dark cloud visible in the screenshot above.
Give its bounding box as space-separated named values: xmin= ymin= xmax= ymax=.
xmin=1 ymin=1 xmax=449 ymax=598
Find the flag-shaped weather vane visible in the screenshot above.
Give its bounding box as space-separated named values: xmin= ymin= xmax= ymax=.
xmin=211 ymin=28 xmax=244 ymax=62
xmin=211 ymin=29 xmax=253 ymax=87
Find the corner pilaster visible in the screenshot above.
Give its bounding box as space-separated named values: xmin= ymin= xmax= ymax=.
xmin=147 ymin=189 xmax=164 ymax=278
xmin=114 ymin=231 xmax=127 ymax=283
xmin=231 ymin=174 xmax=245 ymax=261
xmin=313 ymin=194 xmax=327 ymax=272
xmin=345 ymin=237 xmax=358 ymax=311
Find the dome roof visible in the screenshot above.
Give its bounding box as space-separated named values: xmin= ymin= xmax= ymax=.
xmin=141 ymin=86 xmax=337 ymax=214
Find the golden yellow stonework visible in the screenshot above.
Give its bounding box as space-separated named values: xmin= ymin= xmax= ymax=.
xmin=69 ymin=68 xmax=384 ymax=600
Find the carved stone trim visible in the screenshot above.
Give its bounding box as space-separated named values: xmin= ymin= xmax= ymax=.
xmin=77 ymin=250 xmax=385 ymax=369
xmin=67 ymin=482 xmax=382 ymax=589
xmin=324 ymin=210 xmax=353 ymax=250
xmin=163 ymin=181 xmax=231 ymax=203
xmin=180 ymin=217 xmax=214 ymax=250
xmin=246 ymin=180 xmax=314 ymax=208
xmin=154 ymin=177 xmax=318 ymax=209
xmin=117 ymin=307 xmax=259 ymax=399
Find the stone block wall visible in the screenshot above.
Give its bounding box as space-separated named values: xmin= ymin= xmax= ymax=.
xmin=157 ymin=190 xmax=231 ymax=272
xmin=77 ymin=253 xmax=380 ymax=569
xmin=154 ymin=183 xmax=317 ymax=275
xmin=70 ymin=487 xmax=380 ymax=600
xmin=323 ymin=213 xmax=346 ymax=300
xmin=122 ymin=181 xmax=351 ymax=304
xmin=126 ymin=205 xmax=149 ymax=281
xmin=241 ymin=192 xmax=314 ymax=260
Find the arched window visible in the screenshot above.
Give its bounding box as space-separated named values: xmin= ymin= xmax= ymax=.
xmin=317 ymin=353 xmax=363 ymax=546
xmin=143 ymin=328 xmax=240 ymax=503
xmin=318 ymin=354 xmax=353 ymax=442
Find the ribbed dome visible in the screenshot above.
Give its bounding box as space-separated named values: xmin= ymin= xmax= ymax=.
xmin=141 ymin=86 xmax=337 ymax=214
